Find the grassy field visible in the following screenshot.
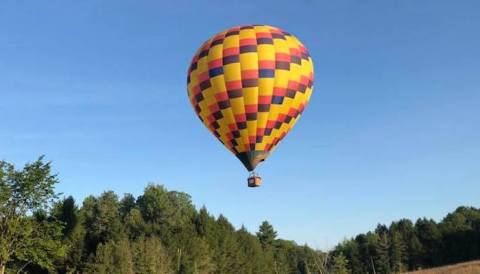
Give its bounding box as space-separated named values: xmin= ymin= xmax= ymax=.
xmin=404 ymin=260 xmax=480 ymax=274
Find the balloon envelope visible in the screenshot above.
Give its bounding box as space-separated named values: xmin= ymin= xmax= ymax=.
xmin=187 ymin=25 xmax=314 ymax=171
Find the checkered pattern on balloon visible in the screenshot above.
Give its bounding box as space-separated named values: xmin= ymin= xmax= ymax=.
xmin=187 ymin=25 xmax=314 ymax=172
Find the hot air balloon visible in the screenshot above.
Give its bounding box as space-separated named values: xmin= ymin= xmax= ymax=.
xmin=187 ymin=25 xmax=314 ymax=187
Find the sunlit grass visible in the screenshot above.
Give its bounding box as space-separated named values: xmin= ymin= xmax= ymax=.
xmin=405 ymin=260 xmax=480 ymax=274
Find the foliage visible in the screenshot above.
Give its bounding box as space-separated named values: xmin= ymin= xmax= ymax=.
xmin=331 ymin=253 xmax=350 ymax=274
xmin=0 ymin=157 xmax=65 ymax=274
xmin=333 ymin=207 xmax=480 ymax=273
xmin=2 ymin=157 xmax=480 ymax=274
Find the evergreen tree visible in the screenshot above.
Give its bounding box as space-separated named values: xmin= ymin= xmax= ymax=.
xmin=271 ymin=239 xmax=298 ymax=273
xmin=391 ymin=219 xmax=422 ymax=269
xmin=52 ymin=196 xmax=78 ymax=237
xmin=354 ymin=233 xmax=377 ymax=273
xmin=131 ymin=236 xmax=171 ymax=274
xmin=257 ymin=221 xmax=278 ymax=249
xmin=415 ymin=218 xmax=441 ymax=267
xmin=124 ymin=207 xmax=146 ymax=239
xmin=211 ymin=215 xmax=240 ymax=273
xmin=335 ymin=239 xmax=362 ymax=274
xmin=389 ymin=231 xmax=406 ymax=273
xmin=331 ymin=253 xmax=350 ymax=274
xmin=237 ymin=227 xmax=274 ymax=274
xmin=62 ymin=218 xmax=87 ymax=273
xmin=194 ymin=206 xmax=215 ymax=237
xmin=297 ymin=260 xmax=311 ymax=274
xmin=119 ymin=193 xmax=137 ymax=218
xmin=375 ymin=232 xmax=390 ymax=274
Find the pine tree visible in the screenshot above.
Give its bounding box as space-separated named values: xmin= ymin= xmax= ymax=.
xmin=119 ymin=193 xmax=136 ymax=218
xmin=389 ymin=231 xmax=406 ymax=273
xmin=297 ymin=260 xmax=311 ymax=274
xmin=415 ymin=218 xmax=441 ymax=267
xmin=52 ymin=196 xmax=78 ymax=237
xmin=391 ymin=219 xmax=422 ymax=270
xmin=194 ymin=206 xmax=215 ymax=237
xmin=334 ymin=240 xmax=363 ymax=274
xmin=375 ymin=232 xmax=390 ymax=274
xmin=237 ymin=227 xmax=274 ymax=274
xmin=257 ymin=221 xmax=278 ymax=249
xmin=331 ymin=253 xmax=350 ymax=274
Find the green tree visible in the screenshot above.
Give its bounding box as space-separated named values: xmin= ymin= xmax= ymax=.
xmin=331 ymin=253 xmax=350 ymax=274
xmin=119 ymin=193 xmax=137 ymax=218
xmin=131 ymin=236 xmax=171 ymax=274
xmin=389 ymin=219 xmax=422 ymax=270
xmin=257 ymin=221 xmax=278 ymax=249
xmin=0 ymin=157 xmax=65 ymax=274
xmin=439 ymin=207 xmax=480 ymax=264
xmin=334 ymin=239 xmax=363 ymax=274
xmin=389 ymin=230 xmax=406 ymax=273
xmin=86 ymin=238 xmax=133 ymax=274
xmin=52 ymin=196 xmax=78 ymax=237
xmin=297 ymin=260 xmax=311 ymax=274
xmin=137 ymin=185 xmax=195 ymax=229
xmin=415 ymin=218 xmax=441 ymax=266
xmin=209 ymin=215 xmax=240 ymax=274
xmin=194 ymin=206 xmax=215 ymax=237
xmin=124 ymin=207 xmax=146 ymax=239
xmin=271 ymin=239 xmax=297 ymax=273
xmin=237 ymin=226 xmax=274 ymax=274
xmin=354 ymin=233 xmax=377 ymax=273
xmin=181 ymin=236 xmax=215 ymax=274
xmin=82 ymin=191 xmax=123 ymax=254
xmin=375 ymin=232 xmax=390 ymax=274
xmin=62 ymin=219 xmax=87 ymax=273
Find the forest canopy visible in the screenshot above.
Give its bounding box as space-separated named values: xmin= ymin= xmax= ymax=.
xmin=0 ymin=157 xmax=479 ymax=274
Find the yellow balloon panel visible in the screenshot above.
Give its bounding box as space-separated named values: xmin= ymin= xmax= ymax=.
xmin=187 ymin=25 xmax=314 ymax=171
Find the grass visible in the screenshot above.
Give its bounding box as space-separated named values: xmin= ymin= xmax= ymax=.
xmin=404 ymin=260 xmax=480 ymax=274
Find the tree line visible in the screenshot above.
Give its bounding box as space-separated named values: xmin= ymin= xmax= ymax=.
xmin=332 ymin=205 xmax=480 ymax=273
xmin=1 ymin=157 xmax=478 ymax=273
xmin=0 ymin=157 xmax=340 ymax=274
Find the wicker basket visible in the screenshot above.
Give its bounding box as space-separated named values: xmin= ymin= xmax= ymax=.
xmin=247 ymin=176 xmax=262 ymax=187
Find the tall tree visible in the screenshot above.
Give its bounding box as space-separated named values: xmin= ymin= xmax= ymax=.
xmin=389 ymin=230 xmax=406 ymax=273
xmin=119 ymin=193 xmax=137 ymax=218
xmin=86 ymin=238 xmax=133 ymax=274
xmin=334 ymin=239 xmax=363 ymax=274
xmin=131 ymin=236 xmax=171 ymax=274
xmin=52 ymin=196 xmax=78 ymax=237
xmin=0 ymin=157 xmax=65 ymax=274
xmin=82 ymin=191 xmax=123 ymax=254
xmin=331 ymin=253 xmax=350 ymax=274
xmin=394 ymin=219 xmax=422 ymax=270
xmin=137 ymin=185 xmax=195 ymax=229
xmin=237 ymin=226 xmax=274 ymax=274
xmin=375 ymin=232 xmax=390 ymax=274
xmin=257 ymin=221 xmax=278 ymax=249
xmin=256 ymin=221 xmax=277 ymax=273
xmin=210 ymin=215 xmax=240 ymax=273
xmin=415 ymin=218 xmax=441 ymax=266
xmin=194 ymin=206 xmax=215 ymax=238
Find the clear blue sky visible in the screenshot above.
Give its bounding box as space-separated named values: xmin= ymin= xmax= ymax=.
xmin=1 ymin=0 xmax=479 ymax=250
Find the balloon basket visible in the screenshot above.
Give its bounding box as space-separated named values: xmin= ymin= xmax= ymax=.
xmin=247 ymin=172 xmax=262 ymax=187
